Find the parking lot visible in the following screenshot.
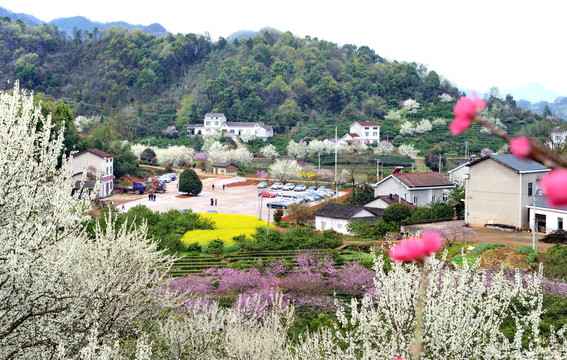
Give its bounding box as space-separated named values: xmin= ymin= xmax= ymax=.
xmin=106 ymin=177 xmax=341 ymax=222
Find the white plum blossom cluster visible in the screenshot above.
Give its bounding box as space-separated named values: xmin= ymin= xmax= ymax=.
xmin=269 ymin=159 xmax=302 ymax=183
xmin=400 ymin=121 xmax=415 ymax=136
xmin=480 ymin=114 xmax=507 ymax=134
xmin=130 ymin=143 xmax=147 ymax=158
xmin=208 ymin=142 xmax=253 ymax=165
xmin=414 ymin=119 xmax=433 ymax=134
xmin=398 ymin=143 xmax=419 ymax=157
xmin=260 ymin=144 xmax=279 ymax=159
xmin=438 ymin=93 xmax=454 ymax=102
xmin=154 ymin=145 xmax=195 ymax=167
xmin=288 ymin=255 xmax=567 ymax=359
xmin=337 ymin=140 xmax=368 ymax=155
xmin=373 ymin=140 xmax=394 ymax=155
xmin=287 ymin=140 xmax=308 ymax=159
xmin=0 ymin=84 xmax=176 ymax=359
xmin=432 ymin=117 xmax=447 ymax=127
xmin=239 ymin=132 xmax=255 ymax=143
xmin=403 ymin=98 xmax=421 ymax=114
xmin=74 ymin=115 xmax=102 ymax=133
xmin=384 ymin=109 xmax=402 ymax=122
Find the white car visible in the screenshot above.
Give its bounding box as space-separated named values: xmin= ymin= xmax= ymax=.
xmin=282 ymin=183 xmax=295 ymax=191
xmin=271 ymin=182 xmax=283 ymax=190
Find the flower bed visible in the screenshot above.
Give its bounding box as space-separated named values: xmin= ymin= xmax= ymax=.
xmin=180 ymin=213 xmax=266 ymax=246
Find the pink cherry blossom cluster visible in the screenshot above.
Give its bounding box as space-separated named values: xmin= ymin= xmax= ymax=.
xmin=450 ymin=95 xmax=567 ymax=207
xmin=388 ymin=232 xmax=444 ymax=263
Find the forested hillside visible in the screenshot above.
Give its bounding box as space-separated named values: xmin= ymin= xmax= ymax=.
xmin=0 ymin=17 xmax=552 ymax=154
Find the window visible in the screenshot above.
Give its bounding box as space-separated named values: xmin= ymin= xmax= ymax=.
xmin=337 ymin=223 xmax=343 ymax=229
xmin=365 ymin=132 xmax=369 ymax=137
xmin=373 ymin=127 xmax=378 ymax=130
xmin=414 ymin=197 xmax=418 ymax=205
xmin=206 ymin=121 xmax=211 ymax=126
xmin=528 ymin=182 xmax=533 ymax=196
xmin=432 ymin=195 xmax=436 ymax=202
xmin=214 ymin=121 xmax=219 ymax=126
xmin=443 ymin=193 xmax=448 ymax=201
xmin=364 ymin=127 xmax=369 ymax=130
xmin=321 ymin=221 xmax=326 ymax=228
xmin=559 ymin=218 xmax=564 ymax=230
xmin=373 ymin=132 xmax=377 ymax=137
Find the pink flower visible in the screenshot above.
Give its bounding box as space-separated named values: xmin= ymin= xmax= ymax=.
xmin=394 ymin=357 xmax=405 ymax=360
xmin=389 ymin=232 xmax=444 ymax=263
xmin=450 ymin=94 xmax=486 ymax=135
xmin=540 ymin=169 xmax=567 ymax=206
xmin=510 ymin=137 xmax=532 ymax=158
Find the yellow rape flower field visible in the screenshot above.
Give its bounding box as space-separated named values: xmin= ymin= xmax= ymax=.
xmin=181 ymin=213 xmax=267 ymax=246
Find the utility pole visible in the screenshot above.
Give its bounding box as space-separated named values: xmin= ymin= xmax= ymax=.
xmin=334 ymin=126 xmax=338 ymax=202
xmin=465 ymin=141 xmax=468 ymax=158
xmin=438 ymin=155 xmax=442 ymax=174
xmin=376 ymin=159 xmax=380 ymax=181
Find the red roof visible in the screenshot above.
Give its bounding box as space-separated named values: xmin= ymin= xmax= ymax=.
xmin=73 ymin=148 xmax=113 ymax=158
xmin=393 ymin=172 xmax=453 ymax=188
xmin=347 ymin=133 xmax=360 ymax=137
xmin=356 ymin=121 xmax=380 ymax=127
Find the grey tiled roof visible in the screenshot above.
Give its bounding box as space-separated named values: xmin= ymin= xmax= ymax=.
xmin=532 ymin=198 xmax=567 ymax=212
xmin=212 ymin=162 xmax=236 ymax=168
xmin=470 ymin=154 xmax=550 ymax=173
xmin=313 ymin=203 xmax=384 ymax=219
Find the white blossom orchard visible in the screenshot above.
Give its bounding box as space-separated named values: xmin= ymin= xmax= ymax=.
xmin=0 ymin=84 xmax=176 ymax=359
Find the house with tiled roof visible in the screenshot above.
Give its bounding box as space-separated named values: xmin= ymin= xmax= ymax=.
xmin=72 ymin=148 xmax=115 ymax=198
xmin=465 ymin=154 xmax=550 ymax=230
xmin=373 ymin=172 xmax=454 ymax=206
xmin=186 ymin=113 xmax=273 ymax=138
xmin=212 ymin=162 xmax=238 ymax=176
xmin=347 ymin=121 xmax=380 ymax=144
xmin=364 ymin=194 xmax=414 ymax=209
xmin=313 ymin=203 xmax=384 ymax=235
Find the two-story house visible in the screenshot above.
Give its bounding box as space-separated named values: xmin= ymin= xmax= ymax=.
xmin=342 ymin=121 xmax=380 ymax=144
xmin=465 ymin=154 xmax=550 ymax=230
xmin=72 ymin=148 xmax=115 ymax=198
xmin=187 ymin=113 xmax=273 ymax=138
xmin=373 ymin=172 xmax=454 ymax=206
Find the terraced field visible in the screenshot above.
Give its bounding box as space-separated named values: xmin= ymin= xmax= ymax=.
xmin=169 ymin=249 xmax=344 ymax=277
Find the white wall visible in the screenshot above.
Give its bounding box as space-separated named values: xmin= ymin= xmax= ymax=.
xmin=530 ymin=207 xmax=567 ymax=234
xmin=315 ymin=216 xmax=351 ymax=235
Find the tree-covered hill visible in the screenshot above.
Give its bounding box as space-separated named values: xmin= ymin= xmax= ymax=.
xmin=0 ymin=17 xmax=552 ymax=155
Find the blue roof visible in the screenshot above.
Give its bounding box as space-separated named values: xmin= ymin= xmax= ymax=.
xmin=470 ymin=154 xmax=550 ymax=173
xmin=533 ymin=198 xmax=567 ymax=212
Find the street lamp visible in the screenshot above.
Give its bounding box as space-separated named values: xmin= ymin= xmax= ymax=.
xmin=376 ymin=159 xmax=381 ymax=181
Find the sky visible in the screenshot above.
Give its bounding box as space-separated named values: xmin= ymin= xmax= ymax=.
xmin=2 ymin=0 xmax=566 ymax=97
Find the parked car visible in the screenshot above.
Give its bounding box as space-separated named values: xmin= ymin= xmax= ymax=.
xmin=282 ymin=183 xmax=295 ymax=191
xmin=319 ymin=185 xmax=331 ymax=190
xmin=158 ymin=175 xmax=171 ymax=183
xmin=166 ymin=173 xmax=177 ymax=181
xmin=299 ymin=194 xmax=316 ymax=202
xmin=259 ymin=190 xmax=278 ymax=198
xmin=266 ymin=200 xmax=293 ymax=209
xmin=294 ymin=184 xmax=307 ymax=191
xmin=257 ymin=182 xmax=268 ymax=189
xmin=281 ymin=194 xmax=305 ymax=203
xmin=305 ymin=191 xmax=321 ymax=200
xmin=271 ymin=182 xmax=283 ymax=190
xmin=307 ymin=186 xmax=318 ymax=191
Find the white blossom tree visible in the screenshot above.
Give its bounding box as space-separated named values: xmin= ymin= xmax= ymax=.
xmin=155 ymin=145 xmax=195 ymax=167
xmin=400 ymin=121 xmax=415 ymax=136
xmin=130 ymin=143 xmax=147 ymax=158
xmin=398 ymin=143 xmax=419 ymax=157
xmin=260 ymin=144 xmax=279 ymax=159
xmin=432 ymin=117 xmax=447 ymax=127
xmin=403 ymin=98 xmax=420 ymax=114
xmin=231 ymin=148 xmax=253 ymax=165
xmin=480 ymin=114 xmax=507 ymax=134
xmin=239 ymin=132 xmax=255 ymax=143
xmin=438 ymin=93 xmax=454 ymax=102
xmin=373 ymin=140 xmax=394 ymax=155
xmin=415 ymin=119 xmax=433 ymax=134
xmin=0 ymin=84 xmax=176 ymax=358
xmin=384 ymin=109 xmax=402 ymax=122
xmin=287 ymin=140 xmax=308 ymax=159
xmin=269 ymin=159 xmax=302 ymax=183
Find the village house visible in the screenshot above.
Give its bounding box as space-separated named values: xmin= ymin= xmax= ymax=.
xmin=186 ymin=113 xmax=273 ymax=138
xmin=548 ymin=127 xmax=567 ymax=149
xmin=465 ymin=154 xmax=550 ymax=230
xmin=527 ymin=198 xmax=567 ymax=234
xmin=313 ymin=203 xmax=384 ymax=235
xmin=340 ymin=121 xmax=380 ymax=144
xmin=212 ymin=162 xmax=238 ymax=176
xmin=373 ymin=172 xmax=454 ymax=206
xmin=71 ymin=148 xmax=115 ymax=198
xmin=363 ymin=193 xmax=414 ymax=209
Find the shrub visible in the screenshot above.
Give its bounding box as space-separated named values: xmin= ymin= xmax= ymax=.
xmin=185 ymin=242 xmax=202 ymax=253
xmin=517 ymin=246 xmax=535 ymax=254
xmin=273 ymin=209 xmax=284 ymax=224
xmin=382 ymin=203 xmax=411 ymax=225
xmin=179 ymin=169 xmax=203 ymax=195
xmin=544 ymin=244 xmax=567 ymax=279
xmin=526 ymin=252 xmax=539 ymax=265
xmin=472 ymin=242 xmax=494 ymax=256
xmin=207 ymin=239 xmax=225 ymax=255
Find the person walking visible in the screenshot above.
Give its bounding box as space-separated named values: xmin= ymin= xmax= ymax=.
xmin=122 ymin=202 xmax=125 ymax=211
xmin=212 ymin=184 xmax=215 ymax=190
xmin=210 ymin=197 xmax=214 ymax=206
xmin=222 ymin=184 xmax=225 ymax=191
xmin=148 ymin=193 xmax=151 ymax=201
xmin=215 ymin=198 xmax=218 ymax=206
xmin=153 ymin=194 xmax=157 ymax=201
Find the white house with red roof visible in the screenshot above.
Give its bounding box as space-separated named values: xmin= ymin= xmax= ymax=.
xmin=186 ymin=112 xmax=273 ymax=138
xmin=342 ymin=121 xmax=380 ymax=144
xmin=72 ymin=148 xmax=115 ymax=198
xmin=373 ymin=172 xmax=454 ymax=206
